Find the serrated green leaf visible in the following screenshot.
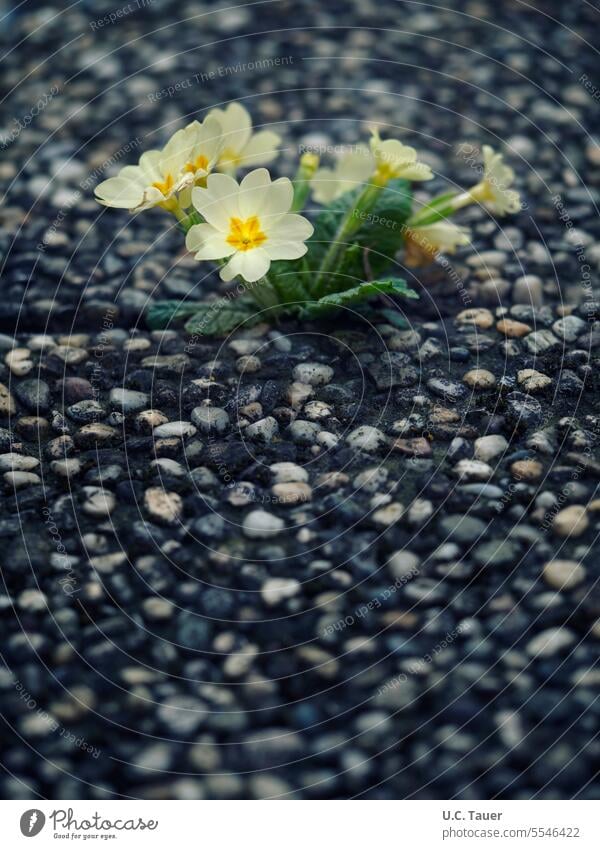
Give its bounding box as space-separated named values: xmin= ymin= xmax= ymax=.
xmin=146 ymin=300 xmax=205 ymax=330
xmin=267 ymin=259 xmax=312 ymax=306
xmin=301 ymin=277 xmax=418 ymax=319
xmin=184 ymin=297 xmax=263 ymax=336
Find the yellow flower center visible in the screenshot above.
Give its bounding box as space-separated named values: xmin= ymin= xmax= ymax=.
xmin=152 ymin=173 xmax=174 ymax=196
xmin=471 ymin=180 xmax=497 ymax=204
xmin=373 ymin=162 xmax=396 ymax=186
xmin=226 ymin=216 xmax=267 ymax=252
xmin=481 ymin=179 xmax=499 ymax=201
xmin=184 ymin=154 xmax=209 ymax=174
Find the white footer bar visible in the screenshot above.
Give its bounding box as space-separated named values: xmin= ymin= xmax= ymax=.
xmin=1 ymin=800 xmax=598 ymax=847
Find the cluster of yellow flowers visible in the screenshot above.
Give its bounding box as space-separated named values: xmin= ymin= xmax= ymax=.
xmin=311 ymin=140 xmax=522 ymax=265
xmin=95 ymin=101 xmax=522 ymax=285
xmin=96 ymin=103 xmax=316 ymax=284
xmin=95 ymin=103 xmax=281 ymax=212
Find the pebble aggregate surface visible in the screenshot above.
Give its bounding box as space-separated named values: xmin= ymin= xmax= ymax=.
xmin=0 ymin=0 xmax=599 ymax=800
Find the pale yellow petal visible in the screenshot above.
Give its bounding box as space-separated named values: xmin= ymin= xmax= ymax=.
xmin=186 ymin=223 xmax=234 ymax=260
xmin=268 ymin=213 xmax=313 ymax=242
xmin=95 ymin=176 xmax=145 ymax=209
xmin=239 ymin=130 xmax=281 ymax=167
xmin=220 ymin=247 xmax=271 ymax=283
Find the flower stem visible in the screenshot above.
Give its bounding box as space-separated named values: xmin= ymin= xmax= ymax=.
xmin=407 ymin=191 xmax=461 ymax=228
xmin=246 ymin=276 xmax=281 ymax=311
xmin=408 ymin=180 xmax=489 ymax=228
xmin=292 ymin=152 xmax=320 ymax=213
xmin=449 ymin=188 xmax=481 ymax=211
xmin=315 ymin=181 xmax=382 ymax=291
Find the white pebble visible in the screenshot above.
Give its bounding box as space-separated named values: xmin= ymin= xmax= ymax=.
xmin=243 ymin=510 xmax=284 ymax=538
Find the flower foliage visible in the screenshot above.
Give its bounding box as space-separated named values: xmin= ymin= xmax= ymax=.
xmin=94 ymin=102 xmax=522 ymax=336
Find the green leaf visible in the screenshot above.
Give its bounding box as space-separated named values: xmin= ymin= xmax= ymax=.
xmin=301 ymin=277 xmax=418 ymax=319
xmin=146 ymin=300 xmax=205 ymax=330
xmin=380 ymin=308 xmax=409 ymax=329
xmin=306 ymin=179 xmax=413 ymax=293
xmin=184 ymin=297 xmax=263 ymax=336
xmin=267 ymin=259 xmax=312 ymax=306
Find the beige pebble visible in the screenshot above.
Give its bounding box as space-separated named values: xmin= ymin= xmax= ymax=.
xmin=58 ymin=334 xmax=89 ymax=347
xmin=239 ymin=402 xmax=262 ymax=422
xmin=28 ymin=334 xmax=55 ymax=351
xmin=49 ymin=345 xmax=88 ymax=365
xmin=380 ymin=611 xmax=419 ymax=629
xmin=0 ymin=382 xmax=17 ymax=415
xmin=552 ymin=505 xmax=589 ymax=538
xmin=456 ymin=308 xmax=494 ymax=329
xmin=46 ymin=435 xmax=74 ymax=459
xmin=517 ymin=369 xmax=552 ymax=392
xmin=4 ymin=471 xmax=41 ymax=488
xmin=0 ymin=453 xmax=39 ymax=472
xmin=555 ymin=305 xmax=574 ymax=318
xmin=453 ymin=459 xmax=493 ymax=480
xmin=303 ymin=400 xmax=332 ymax=421
xmin=315 ymin=471 xmax=349 ymax=488
xmin=474 ymin=434 xmax=508 ymax=462
xmin=429 ymin=406 xmax=460 ymax=424
xmin=135 ymin=410 xmax=169 ymax=433
xmin=372 ymin=502 xmax=404 ymax=526
xmin=527 ymin=627 xmax=575 ymax=657
xmin=142 ymin=597 xmax=175 ymax=620
xmin=51 ymin=458 xmax=82 ymax=477
xmin=270 ymin=462 xmax=308 ymax=484
xmin=144 ymin=487 xmax=183 ymax=525
xmin=463 ymin=369 xmax=496 ymax=390
xmin=89 ymin=552 xmax=127 ymax=573
xmin=228 ymin=339 xmax=261 ymax=356
xmin=140 ymin=354 xmax=190 ymax=374
xmin=75 ymin=423 xmax=119 ymax=446
xmin=391 ymin=437 xmax=432 ymax=457
xmin=496 ymin=318 xmax=531 ymax=337
xmin=287 ymin=381 xmax=313 ymax=409
xmin=236 ymin=355 xmax=261 ymax=374
xmin=5 ymin=348 xmax=33 ymax=376
xmin=511 ymin=459 xmax=543 ymax=481
xmin=272 ymin=482 xmax=312 ymax=504
xmin=261 ymin=577 xmax=300 ymax=606
xmin=83 ymin=489 xmax=116 ymax=517
xmin=586 ymin=142 xmax=600 ymax=166
xmin=123 ymin=337 xmax=151 ymax=352
xmin=543 ymin=559 xmax=585 ymax=591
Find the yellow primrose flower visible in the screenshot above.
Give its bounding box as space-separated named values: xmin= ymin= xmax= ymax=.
xmin=161 ymin=116 xmax=223 ymax=182
xmin=207 ymin=102 xmax=281 ymax=175
xmin=311 ymin=146 xmax=374 ymax=204
xmin=95 ymin=117 xmax=225 ymax=213
xmin=94 ymin=149 xmax=184 ymax=212
xmin=186 ymin=168 xmax=313 ymax=283
xmin=160 ymin=116 xmax=224 ymax=207
xmin=471 ymin=145 xmax=521 ymax=216
xmin=369 ymin=129 xmax=433 ymax=185
xmin=404 ymin=221 xmax=471 ymax=266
